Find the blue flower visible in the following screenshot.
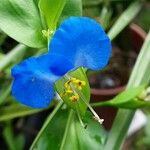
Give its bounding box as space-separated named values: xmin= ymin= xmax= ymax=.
xmin=11 ymin=54 xmax=73 ymax=108
xmin=49 ymin=17 xmax=111 ymax=70
xmin=11 ymin=17 xmax=111 ymax=108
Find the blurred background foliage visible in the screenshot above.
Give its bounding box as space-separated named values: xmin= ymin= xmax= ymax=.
xmin=0 ymin=0 xmax=150 ymax=150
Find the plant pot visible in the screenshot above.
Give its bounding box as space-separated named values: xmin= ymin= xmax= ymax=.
xmin=89 ymin=23 xmax=146 ymax=130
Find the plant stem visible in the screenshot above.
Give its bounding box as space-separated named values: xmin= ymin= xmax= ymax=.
xmin=104 ymin=30 xmax=150 ymax=150
xmin=0 ymin=44 xmax=27 ymax=71
xmin=30 ymin=101 xmax=63 ymax=150
xmin=65 ymin=74 xmax=104 ymax=124
xmin=0 ymin=103 xmax=50 ymax=122
xmin=108 ymin=1 xmax=142 ymax=40
xmin=60 ymin=109 xmax=74 ymax=150
xmin=0 ymin=84 xmax=11 ymax=105
xmin=3 ymin=122 xmax=16 ymax=150
xmin=91 ymin=101 xmax=111 ymax=107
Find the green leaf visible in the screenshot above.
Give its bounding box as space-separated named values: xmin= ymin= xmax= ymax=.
xmin=62 ymin=111 xmax=107 ymax=150
xmin=31 ymin=109 xmax=106 ymax=150
xmin=15 ymin=134 xmax=25 ymax=150
xmin=104 ymin=30 xmax=150 ymax=150
xmin=55 ymin=68 xmax=90 ymax=116
xmin=100 ymin=5 xmax=112 ymax=29
xmin=109 ymin=85 xmax=150 ymax=109
xmin=82 ymin=0 xmax=102 ymax=7
xmin=0 ymin=0 xmax=46 ymax=48
xmin=0 ymin=31 xmax=7 ymax=45
xmin=31 ymin=107 xmax=69 ymax=150
xmin=3 ymin=123 xmax=25 ymax=150
xmin=108 ymin=1 xmax=142 ymax=40
xmin=110 ymin=85 xmax=145 ymax=105
xmin=30 ymin=101 xmax=63 ymax=150
xmin=115 ymin=99 xmax=150 ymax=109
xmin=60 ymin=0 xmax=82 ymax=21
xmin=92 ymin=86 xmax=150 ymax=109
xmin=39 ymin=0 xmax=67 ymax=30
xmin=0 ymin=53 xmax=5 ymax=60
xmin=3 ymin=123 xmax=16 ymax=150
xmin=0 ymin=103 xmax=43 ymax=122
xmin=0 ymin=44 xmax=27 ymax=71
xmin=0 ymin=83 xmax=11 ymax=105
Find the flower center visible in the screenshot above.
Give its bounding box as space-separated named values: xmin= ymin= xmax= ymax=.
xmin=61 ymin=75 xmax=104 ymax=126
xmin=62 ymin=77 xmax=86 ymax=102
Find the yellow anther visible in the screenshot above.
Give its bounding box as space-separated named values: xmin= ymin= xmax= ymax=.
xmin=77 ymin=80 xmax=86 ymax=86
xmin=73 ymin=80 xmax=86 ymax=90
xmin=66 ymin=89 xmax=73 ymax=94
xmin=60 ymin=88 xmax=73 ymax=98
xmin=78 ymin=86 xmax=82 ymax=90
xmin=69 ymin=95 xmax=79 ymax=102
xmin=63 ymin=78 xmax=86 ymax=100
xmin=64 ymin=81 xmax=71 ymax=90
xmin=70 ymin=78 xmax=77 ymax=82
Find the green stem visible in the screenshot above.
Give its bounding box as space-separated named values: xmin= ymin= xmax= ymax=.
xmin=89 ymin=1 xmax=142 ymax=77
xmin=91 ymin=101 xmax=111 ymax=107
xmin=30 ymin=101 xmax=63 ymax=150
xmin=0 ymin=84 xmax=11 ymax=105
xmin=3 ymin=122 xmax=16 ymax=150
xmin=0 ymin=104 xmax=47 ymax=122
xmin=0 ymin=44 xmax=27 ymax=71
xmin=100 ymin=4 xmax=112 ymax=30
xmin=104 ymin=30 xmax=150 ymax=150
xmin=108 ymin=1 xmax=142 ymax=40
xmin=60 ymin=110 xmax=74 ymax=150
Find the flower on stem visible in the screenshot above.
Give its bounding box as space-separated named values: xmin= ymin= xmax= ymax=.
xmin=11 ymin=17 xmax=111 ymax=108
xmin=49 ymin=17 xmax=111 ymax=70
xmin=11 ymin=54 xmax=73 ymax=108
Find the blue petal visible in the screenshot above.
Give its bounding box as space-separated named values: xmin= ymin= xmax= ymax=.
xmin=49 ymin=17 xmax=111 ymax=70
xmin=11 ymin=54 xmax=73 ymax=108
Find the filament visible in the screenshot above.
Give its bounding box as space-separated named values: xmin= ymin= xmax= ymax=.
xmin=65 ymin=75 xmax=104 ymax=124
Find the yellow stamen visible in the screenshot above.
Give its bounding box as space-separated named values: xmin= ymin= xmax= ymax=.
xmin=73 ymin=80 xmax=86 ymax=90
xmin=62 ymin=77 xmax=86 ymax=101
xmin=69 ymin=95 xmax=79 ymax=102
xmin=64 ymin=80 xmax=72 ymax=88
xmin=66 ymin=89 xmax=73 ymax=94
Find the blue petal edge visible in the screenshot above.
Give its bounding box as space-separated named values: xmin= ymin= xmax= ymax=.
xmin=49 ymin=16 xmax=111 ymax=71
xmin=11 ymin=53 xmax=73 ymax=108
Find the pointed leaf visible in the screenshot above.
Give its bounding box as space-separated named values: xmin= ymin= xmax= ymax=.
xmin=0 ymin=0 xmax=46 ymax=48
xmin=0 ymin=104 xmax=42 ymax=122
xmin=39 ymin=0 xmax=67 ymax=30
xmin=63 ymin=112 xmax=106 ymax=150
xmin=31 ymin=108 xmax=69 ymax=150
xmin=31 ymin=109 xmax=106 ymax=150
xmin=92 ymin=86 xmax=150 ymax=109
xmin=110 ymin=85 xmax=146 ymax=105
xmin=60 ymin=0 xmax=82 ymax=21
